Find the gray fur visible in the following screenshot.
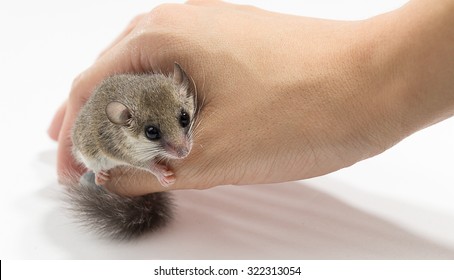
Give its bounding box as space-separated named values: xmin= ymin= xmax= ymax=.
xmin=72 ymin=67 xmax=196 ymax=170
xmin=67 ymin=63 xmax=196 ymax=240
xmin=66 ymin=172 xmax=173 ymax=240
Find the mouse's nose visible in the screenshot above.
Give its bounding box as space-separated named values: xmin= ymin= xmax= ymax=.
xmin=164 ymin=142 xmax=191 ymax=159
xmin=175 ymin=145 xmax=190 ymax=158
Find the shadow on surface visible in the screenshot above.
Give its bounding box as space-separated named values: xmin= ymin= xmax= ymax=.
xmin=41 ymin=175 xmax=454 ymax=259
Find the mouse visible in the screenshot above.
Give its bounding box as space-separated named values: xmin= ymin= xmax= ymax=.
xmin=65 ymin=62 xmax=197 ymax=240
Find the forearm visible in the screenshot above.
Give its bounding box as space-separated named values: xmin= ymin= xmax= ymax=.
xmin=378 ymin=0 xmax=454 ymax=132
xmin=264 ymin=0 xmax=454 ymax=178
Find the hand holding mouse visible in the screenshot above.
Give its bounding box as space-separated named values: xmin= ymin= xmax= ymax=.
xmin=49 ymin=0 xmax=454 ymax=196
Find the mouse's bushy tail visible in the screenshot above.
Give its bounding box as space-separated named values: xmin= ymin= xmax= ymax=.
xmin=64 ymin=172 xmax=173 ymax=240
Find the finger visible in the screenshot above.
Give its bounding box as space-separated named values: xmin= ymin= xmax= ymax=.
xmin=97 ymin=14 xmax=146 ymax=59
xmin=105 ymin=165 xmax=199 ymax=196
xmin=47 ymin=100 xmax=67 ymax=141
xmin=57 ymin=106 xmax=86 ymax=178
xmin=105 ymin=168 xmax=169 ymax=196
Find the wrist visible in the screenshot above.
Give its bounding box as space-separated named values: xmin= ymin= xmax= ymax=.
xmin=368 ymin=0 xmax=454 ymax=135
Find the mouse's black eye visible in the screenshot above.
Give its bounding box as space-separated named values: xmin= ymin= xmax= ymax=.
xmin=145 ymin=126 xmax=161 ymax=141
xmin=179 ymin=110 xmax=190 ymax=128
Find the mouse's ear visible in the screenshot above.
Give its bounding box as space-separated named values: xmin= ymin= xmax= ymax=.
xmin=173 ymin=62 xmax=196 ymax=99
xmin=173 ymin=62 xmax=189 ymax=86
xmin=105 ymin=101 xmax=132 ymax=125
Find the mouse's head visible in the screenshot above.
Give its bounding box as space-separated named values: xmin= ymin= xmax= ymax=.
xmin=105 ymin=63 xmax=197 ymax=161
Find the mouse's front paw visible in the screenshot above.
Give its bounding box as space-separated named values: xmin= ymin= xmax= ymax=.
xmin=158 ymin=173 xmax=176 ymax=187
xmin=95 ymin=170 xmax=110 ymax=186
xmin=149 ymin=163 xmax=176 ymax=187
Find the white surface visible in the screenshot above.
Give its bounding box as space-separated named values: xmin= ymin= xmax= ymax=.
xmin=1 ymin=0 xmax=454 ymax=259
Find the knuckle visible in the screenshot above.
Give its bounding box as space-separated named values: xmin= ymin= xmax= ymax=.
xmin=146 ymin=4 xmax=182 ymax=26
xmin=124 ymin=13 xmax=146 ymax=32
xmin=237 ymin=4 xmax=259 ymax=12
xmin=185 ymin=0 xmax=221 ymax=6
xmin=129 ymin=5 xmax=193 ymax=51
xmin=130 ymin=13 xmax=146 ymax=26
xmin=69 ymin=71 xmax=90 ymax=106
xmin=70 ymin=72 xmax=83 ymax=90
xmin=185 ymin=0 xmax=207 ymax=4
xmin=125 ymin=4 xmax=198 ymax=69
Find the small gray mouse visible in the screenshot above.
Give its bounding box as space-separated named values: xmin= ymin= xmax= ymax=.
xmin=66 ymin=62 xmax=197 ymax=240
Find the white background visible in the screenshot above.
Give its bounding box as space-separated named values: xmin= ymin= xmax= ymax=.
xmin=1 ymin=0 xmax=454 ymax=259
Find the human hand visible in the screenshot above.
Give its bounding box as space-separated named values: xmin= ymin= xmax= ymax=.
xmin=49 ymin=0 xmax=454 ymax=196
